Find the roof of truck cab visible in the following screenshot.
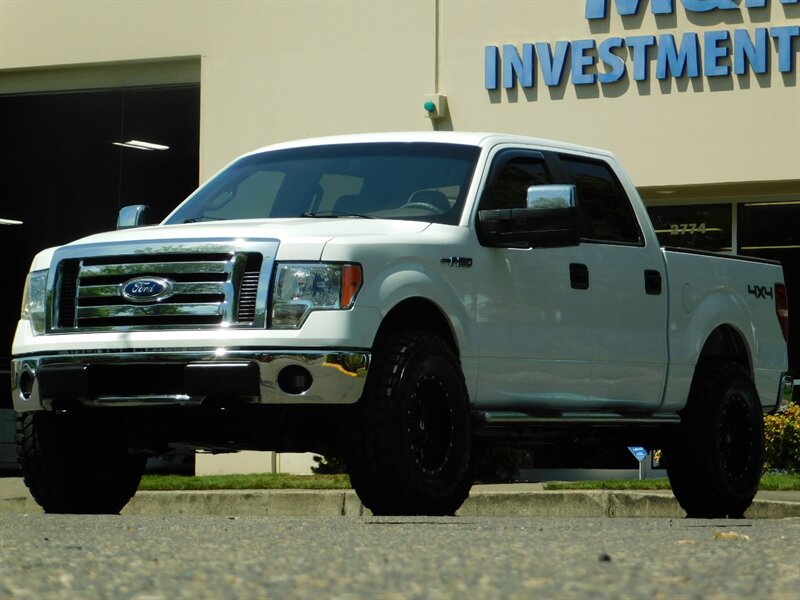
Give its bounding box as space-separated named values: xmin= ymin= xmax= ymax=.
xmin=244 ymin=132 xmax=616 ymax=160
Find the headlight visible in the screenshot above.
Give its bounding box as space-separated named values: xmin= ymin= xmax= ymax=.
xmin=21 ymin=269 xmax=48 ymax=335
xmin=271 ymin=263 xmax=362 ymax=329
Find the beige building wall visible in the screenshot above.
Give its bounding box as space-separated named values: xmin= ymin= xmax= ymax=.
xmin=2 ymin=0 xmax=798 ymax=190
xmin=195 ymin=451 xmax=315 ymax=476
xmin=440 ymin=1 xmax=800 ymax=188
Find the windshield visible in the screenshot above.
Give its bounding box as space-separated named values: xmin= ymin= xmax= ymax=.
xmin=164 ymin=142 xmax=480 ymax=226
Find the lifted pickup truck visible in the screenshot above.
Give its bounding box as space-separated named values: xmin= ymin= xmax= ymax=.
xmin=12 ymin=132 xmax=791 ymax=517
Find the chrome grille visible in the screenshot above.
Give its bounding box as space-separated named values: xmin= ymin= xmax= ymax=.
xmin=56 ymin=259 xmax=80 ymax=328
xmin=236 ymin=253 xmax=262 ymax=323
xmin=51 ymin=242 xmax=274 ymax=331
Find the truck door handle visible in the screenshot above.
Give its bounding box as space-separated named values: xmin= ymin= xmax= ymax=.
xmin=645 ymin=269 xmax=662 ymax=295
xmin=570 ymin=263 xmax=589 ymax=290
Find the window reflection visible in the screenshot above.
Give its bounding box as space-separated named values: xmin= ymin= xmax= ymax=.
xmin=738 ymin=201 xmax=800 ymax=251
xmin=646 ymin=204 xmax=732 ymax=252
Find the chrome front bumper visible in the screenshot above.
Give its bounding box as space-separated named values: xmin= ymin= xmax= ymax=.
xmin=11 ymin=349 xmax=370 ymax=412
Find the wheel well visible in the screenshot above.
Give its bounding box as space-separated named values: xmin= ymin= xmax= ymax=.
xmin=374 ymin=298 xmax=458 ymax=358
xmin=697 ymin=325 xmax=751 ymax=376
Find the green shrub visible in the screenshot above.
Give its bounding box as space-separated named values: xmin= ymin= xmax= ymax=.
xmin=311 ymin=454 xmax=348 ymax=475
xmin=764 ymin=402 xmax=800 ymax=473
xmin=474 ymin=446 xmax=533 ymax=483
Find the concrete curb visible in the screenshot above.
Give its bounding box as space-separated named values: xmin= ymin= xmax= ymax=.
xmin=124 ymin=489 xmax=367 ymax=517
xmin=2 ymin=487 xmax=799 ymax=518
xmin=459 ymin=490 xmax=800 ymax=519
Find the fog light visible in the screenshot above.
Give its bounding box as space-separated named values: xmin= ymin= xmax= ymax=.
xmin=19 ymin=371 xmax=34 ymax=400
xmin=277 ymin=366 xmax=312 ymax=395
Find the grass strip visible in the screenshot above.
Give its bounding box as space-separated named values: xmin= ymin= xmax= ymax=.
xmin=758 ymin=472 xmax=800 ymax=491
xmin=139 ymin=473 xmax=351 ymax=491
xmin=542 ymin=472 xmax=799 ymax=491
xmin=542 ymin=479 xmax=671 ymax=491
xmin=139 ymin=472 xmax=798 ymax=491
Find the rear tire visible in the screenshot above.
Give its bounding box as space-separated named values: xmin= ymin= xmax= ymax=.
xmin=16 ymin=411 xmax=146 ymax=514
xmin=346 ymin=331 xmax=473 ymax=516
xmin=666 ymin=362 xmax=764 ymax=518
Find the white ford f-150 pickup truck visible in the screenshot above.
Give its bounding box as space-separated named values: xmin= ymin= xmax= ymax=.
xmin=12 ymin=132 xmax=791 ymax=517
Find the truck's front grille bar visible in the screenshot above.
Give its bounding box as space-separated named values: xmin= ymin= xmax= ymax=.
xmin=56 ymin=259 xmax=80 ymax=328
xmin=236 ymin=253 xmax=263 ymax=323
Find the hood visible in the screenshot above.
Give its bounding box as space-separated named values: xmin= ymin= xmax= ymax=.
xmin=42 ymin=218 xmax=432 ymax=264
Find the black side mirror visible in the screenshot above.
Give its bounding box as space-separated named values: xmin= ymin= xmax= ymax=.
xmin=477 ymin=185 xmax=579 ymax=248
xmin=117 ymin=205 xmax=151 ymax=230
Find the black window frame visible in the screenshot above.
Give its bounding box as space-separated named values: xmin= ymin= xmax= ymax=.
xmin=476 ymin=149 xmax=553 ymax=212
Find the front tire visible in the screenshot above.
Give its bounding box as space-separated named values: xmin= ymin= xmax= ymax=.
xmin=666 ymin=362 xmax=765 ymax=518
xmin=346 ymin=331 xmax=473 ymax=516
xmin=17 ymin=411 xmax=146 ymax=514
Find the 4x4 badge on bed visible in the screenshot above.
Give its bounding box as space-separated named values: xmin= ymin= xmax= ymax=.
xmin=747 ymin=284 xmax=773 ymax=300
xmin=121 ymin=276 xmax=175 ymax=303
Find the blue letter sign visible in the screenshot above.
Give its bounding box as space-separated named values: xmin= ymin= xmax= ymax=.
xmin=485 ymin=2 xmax=798 ymax=93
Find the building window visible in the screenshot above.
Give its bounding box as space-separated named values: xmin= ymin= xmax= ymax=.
xmin=738 ymin=201 xmax=800 ymax=253
xmin=647 ymin=203 xmax=732 ymax=252
xmin=0 ymin=84 xmax=200 ymax=403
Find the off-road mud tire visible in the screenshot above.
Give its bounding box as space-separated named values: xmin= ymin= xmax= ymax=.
xmin=346 ymin=331 xmax=473 ymax=516
xmin=666 ymin=362 xmax=765 ymax=518
xmin=16 ymin=411 xmax=146 ymax=514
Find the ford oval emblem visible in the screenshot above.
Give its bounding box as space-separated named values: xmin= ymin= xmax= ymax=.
xmin=121 ymin=276 xmax=174 ymax=303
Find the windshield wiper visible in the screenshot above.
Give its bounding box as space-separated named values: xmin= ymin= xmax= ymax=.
xmin=300 ymin=211 xmax=374 ymax=219
xmin=183 ymin=216 xmax=227 ymax=223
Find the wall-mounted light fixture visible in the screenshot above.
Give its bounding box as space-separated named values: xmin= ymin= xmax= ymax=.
xmin=423 ymin=94 xmax=448 ymax=120
xmin=113 ymin=139 xmax=170 ymax=151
